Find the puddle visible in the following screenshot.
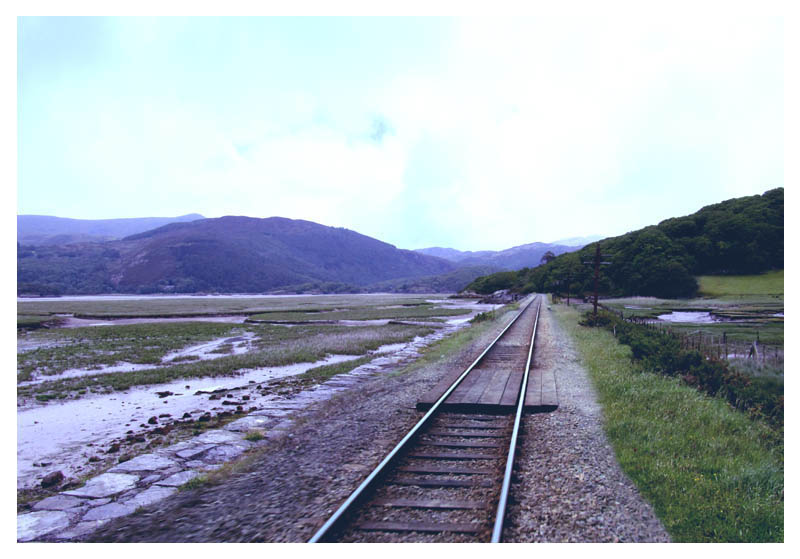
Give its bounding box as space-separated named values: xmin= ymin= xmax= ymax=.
xmin=656 ymin=311 xmax=718 ymax=323
xmin=429 ymin=299 xmax=503 ymax=312
xmin=161 ymin=333 xmax=256 ymax=362
xmin=19 ymin=362 xmax=160 ymax=387
xmin=333 ymin=319 xmax=391 ymax=327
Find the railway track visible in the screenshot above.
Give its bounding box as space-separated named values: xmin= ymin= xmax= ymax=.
xmin=309 ymin=295 xmax=543 ymax=543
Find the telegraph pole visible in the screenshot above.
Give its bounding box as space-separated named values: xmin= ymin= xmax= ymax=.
xmin=582 ymin=245 xmax=610 ymax=322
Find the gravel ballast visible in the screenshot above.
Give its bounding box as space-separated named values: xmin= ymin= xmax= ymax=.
xmin=84 ymin=300 xmax=669 ymax=542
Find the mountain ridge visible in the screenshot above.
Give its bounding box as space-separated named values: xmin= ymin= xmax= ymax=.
xmin=415 ymin=241 xmax=581 ymax=270
xmin=17 ymin=213 xmax=205 ymax=245
xmin=18 ymin=215 xmax=457 ymax=295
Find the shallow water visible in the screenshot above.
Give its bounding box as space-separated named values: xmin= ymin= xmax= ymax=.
xmin=16 ymin=353 xmax=360 ymax=489
xmin=656 ymin=311 xmax=717 ymax=323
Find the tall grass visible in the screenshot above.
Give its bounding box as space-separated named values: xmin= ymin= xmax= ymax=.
xmin=555 ymin=304 xmax=783 ymax=542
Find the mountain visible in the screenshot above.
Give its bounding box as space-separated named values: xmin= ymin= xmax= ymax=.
xmin=18 ymin=216 xmax=457 ymax=295
xmin=465 ymin=188 xmax=784 ymax=299
xmin=17 ymin=214 xmax=205 ymax=245
xmin=416 ymin=242 xmax=581 ymax=270
xmin=414 ymin=247 xmax=493 ymax=262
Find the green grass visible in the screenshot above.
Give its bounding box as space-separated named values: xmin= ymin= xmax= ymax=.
xmin=698 ymin=271 xmax=784 ymax=297
xmin=17 ymin=314 xmax=59 ymax=329
xmin=554 ymin=304 xmax=783 ymax=542
xmin=18 ymin=323 xmax=435 ymax=400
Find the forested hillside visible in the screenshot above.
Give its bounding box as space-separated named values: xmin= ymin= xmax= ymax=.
xmin=465 ymin=188 xmax=783 ymax=299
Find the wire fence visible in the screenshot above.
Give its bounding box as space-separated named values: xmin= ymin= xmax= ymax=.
xmin=603 ymin=306 xmax=784 ymax=369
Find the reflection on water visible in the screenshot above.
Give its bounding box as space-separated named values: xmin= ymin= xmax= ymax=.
xmin=656 ymin=311 xmax=717 ymax=323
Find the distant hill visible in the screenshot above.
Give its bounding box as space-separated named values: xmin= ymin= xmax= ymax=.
xmin=18 ymin=216 xmax=457 ymax=295
xmin=17 ymin=214 xmax=205 ymax=245
xmin=416 ymin=242 xmax=581 ymax=270
xmin=465 ymin=188 xmax=784 ymax=299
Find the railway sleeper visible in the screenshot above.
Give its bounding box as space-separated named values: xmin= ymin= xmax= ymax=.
xmin=372 ymin=498 xmax=486 ymax=510
xmin=357 ymin=521 xmax=483 ymax=534
xmin=388 ymin=477 xmax=494 ymax=488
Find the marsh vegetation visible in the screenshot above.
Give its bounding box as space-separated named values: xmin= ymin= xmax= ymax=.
xmin=16 ymin=293 xmax=496 ymax=496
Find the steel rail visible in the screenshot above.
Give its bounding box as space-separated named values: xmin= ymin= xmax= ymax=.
xmin=491 ymin=296 xmax=541 ymax=542
xmin=308 ymin=295 xmax=536 ymax=543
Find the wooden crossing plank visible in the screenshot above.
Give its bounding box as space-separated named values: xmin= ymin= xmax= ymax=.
xmin=415 ymin=359 xmax=483 ymax=408
xmin=372 ymin=498 xmax=485 ymax=510
xmin=498 ymin=369 xmax=524 ymax=407
xmin=477 ymin=368 xmax=514 ymax=405
xmin=524 ymin=362 xmax=543 ymax=408
xmin=457 ymin=369 xmax=495 ymax=404
xmin=524 ymin=367 xmax=558 ymax=411
xmin=541 ymin=367 xmax=558 ymax=407
xmin=358 ymin=521 xmax=482 ymax=534
xmin=443 ymin=368 xmax=484 ymax=405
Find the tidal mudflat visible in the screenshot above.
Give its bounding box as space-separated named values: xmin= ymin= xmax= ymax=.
xmin=17 ymin=293 xmax=499 ymax=533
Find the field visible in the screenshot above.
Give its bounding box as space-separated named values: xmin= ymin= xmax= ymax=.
xmin=698 ymin=270 xmax=784 ymax=297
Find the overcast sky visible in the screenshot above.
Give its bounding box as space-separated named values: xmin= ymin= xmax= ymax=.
xmin=17 ymin=16 xmax=783 ymax=251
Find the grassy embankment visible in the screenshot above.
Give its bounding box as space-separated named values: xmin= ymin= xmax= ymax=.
xmin=554 ymin=303 xmax=783 ymax=542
